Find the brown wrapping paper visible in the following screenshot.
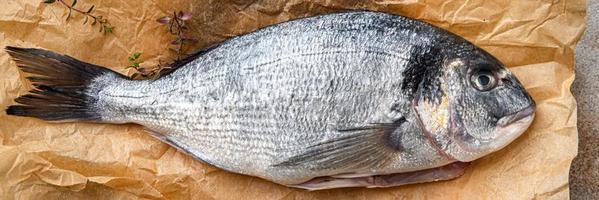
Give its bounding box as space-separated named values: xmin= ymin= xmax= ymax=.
xmin=0 ymin=0 xmax=586 ymax=199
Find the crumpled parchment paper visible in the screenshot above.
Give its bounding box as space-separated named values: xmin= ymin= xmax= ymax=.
xmin=0 ymin=0 xmax=586 ymax=199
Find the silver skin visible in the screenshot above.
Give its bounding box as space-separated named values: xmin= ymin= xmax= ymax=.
xmin=81 ymin=11 xmax=535 ymax=187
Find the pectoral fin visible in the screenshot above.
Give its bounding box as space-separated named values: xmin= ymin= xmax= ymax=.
xmin=273 ymin=118 xmax=405 ymax=171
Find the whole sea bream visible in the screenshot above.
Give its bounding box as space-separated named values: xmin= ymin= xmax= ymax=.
xmin=5 ymin=11 xmax=535 ymax=190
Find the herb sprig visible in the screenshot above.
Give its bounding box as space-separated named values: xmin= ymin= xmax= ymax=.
xmin=157 ymin=11 xmax=198 ymax=57
xmin=124 ymin=53 xmax=171 ymax=79
xmin=43 ymin=0 xmax=113 ymax=34
xmin=123 ymin=11 xmax=197 ymax=79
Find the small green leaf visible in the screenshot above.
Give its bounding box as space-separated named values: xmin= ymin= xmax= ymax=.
xmin=71 ymin=0 xmax=77 ymax=7
xmin=43 ymin=0 xmax=56 ymax=3
xmin=104 ymin=25 xmax=113 ymax=33
xmin=86 ymin=5 xmax=94 ymax=13
xmin=133 ymin=53 xmax=141 ymax=59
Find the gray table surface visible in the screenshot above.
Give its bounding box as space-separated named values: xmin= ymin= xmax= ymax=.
xmin=570 ymin=0 xmax=598 ymax=199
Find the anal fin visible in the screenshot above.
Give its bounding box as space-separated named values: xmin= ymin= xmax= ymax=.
xmin=142 ymin=128 xmax=217 ymax=167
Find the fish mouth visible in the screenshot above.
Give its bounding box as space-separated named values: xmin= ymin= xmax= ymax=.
xmin=497 ymin=105 xmax=535 ymax=128
xmin=447 ymin=106 xmax=535 ymax=160
xmin=481 ymin=105 xmax=535 ymax=152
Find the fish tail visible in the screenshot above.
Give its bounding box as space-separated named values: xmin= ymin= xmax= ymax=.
xmin=5 ymin=46 xmax=128 ymax=122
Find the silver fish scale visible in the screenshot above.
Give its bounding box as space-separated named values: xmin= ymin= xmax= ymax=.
xmin=93 ymin=12 xmax=450 ymax=183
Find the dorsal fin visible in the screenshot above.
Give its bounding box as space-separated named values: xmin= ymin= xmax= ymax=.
xmin=156 ymin=43 xmax=222 ymax=78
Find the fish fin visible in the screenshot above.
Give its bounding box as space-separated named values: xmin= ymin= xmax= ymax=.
xmin=156 ymin=43 xmax=222 ymax=78
xmin=288 ymin=162 xmax=469 ymax=190
xmin=142 ymin=128 xmax=199 ymax=158
xmin=142 ymin=128 xmax=221 ymax=168
xmin=273 ymin=118 xmax=405 ymax=171
xmin=5 ymin=46 xmax=126 ymax=121
xmin=329 ymin=172 xmax=378 ymax=178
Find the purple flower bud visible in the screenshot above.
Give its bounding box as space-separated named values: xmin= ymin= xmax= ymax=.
xmin=178 ymin=11 xmax=193 ymax=20
xmin=157 ymin=16 xmax=171 ymax=24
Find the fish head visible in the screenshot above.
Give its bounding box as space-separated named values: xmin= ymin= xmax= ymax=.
xmin=443 ymin=45 xmax=536 ymax=162
xmin=415 ymin=42 xmax=536 ymax=162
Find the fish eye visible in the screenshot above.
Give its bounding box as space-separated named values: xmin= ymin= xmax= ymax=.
xmin=470 ymin=69 xmax=497 ymax=91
